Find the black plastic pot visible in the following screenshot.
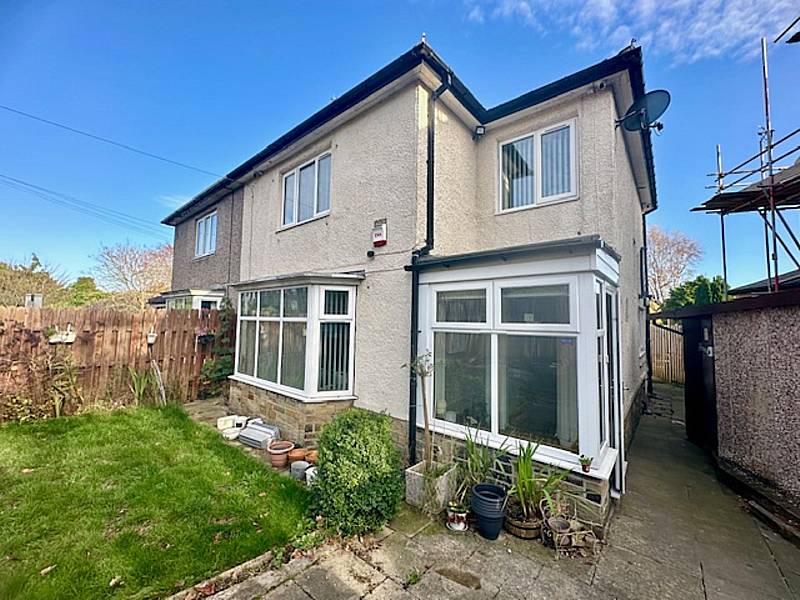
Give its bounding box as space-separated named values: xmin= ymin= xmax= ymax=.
xmin=471 ymin=483 xmax=507 ymax=540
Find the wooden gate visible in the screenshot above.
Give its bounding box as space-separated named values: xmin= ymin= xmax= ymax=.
xmin=650 ymin=321 xmax=685 ymax=385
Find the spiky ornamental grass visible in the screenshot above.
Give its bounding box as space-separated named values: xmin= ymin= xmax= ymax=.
xmin=0 ymin=406 xmax=309 ymax=599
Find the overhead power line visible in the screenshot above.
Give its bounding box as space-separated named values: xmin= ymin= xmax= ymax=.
xmin=0 ymin=103 xmax=231 ymax=181
xmin=0 ymin=174 xmax=172 ymax=242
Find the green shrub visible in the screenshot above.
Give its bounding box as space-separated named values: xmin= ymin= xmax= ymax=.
xmin=313 ymin=408 xmax=403 ymax=536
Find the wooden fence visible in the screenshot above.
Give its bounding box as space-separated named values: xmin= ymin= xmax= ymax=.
xmin=0 ymin=307 xmax=226 ymax=406
xmin=650 ymin=321 xmax=685 ymax=385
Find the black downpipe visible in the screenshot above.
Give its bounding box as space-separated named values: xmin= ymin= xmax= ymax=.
xmin=408 ymin=77 xmax=449 ymax=464
xmin=643 ymin=213 xmax=653 ymax=395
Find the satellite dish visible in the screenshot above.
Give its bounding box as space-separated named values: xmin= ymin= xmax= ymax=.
xmin=618 ymin=89 xmax=671 ymax=132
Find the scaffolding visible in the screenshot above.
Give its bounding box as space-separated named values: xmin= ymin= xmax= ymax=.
xmin=692 ymin=37 xmax=800 ymax=294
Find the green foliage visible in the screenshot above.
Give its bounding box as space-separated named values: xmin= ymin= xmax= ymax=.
xmin=663 ymin=275 xmax=726 ymax=311
xmin=454 ymin=428 xmax=508 ymax=504
xmin=199 ymin=298 xmax=236 ymax=397
xmin=65 ymin=276 xmax=108 ymax=307
xmin=405 ymin=569 xmax=422 ymax=586
xmin=0 ymin=256 xmax=69 ymax=307
xmin=128 ymin=367 xmax=154 ymax=406
xmin=509 ymin=442 xmax=568 ymax=520
xmin=313 ymin=408 xmax=404 ymax=536
xmin=0 ymin=406 xmax=309 ymax=599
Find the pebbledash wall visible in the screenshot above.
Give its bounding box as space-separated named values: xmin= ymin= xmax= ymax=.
xmin=714 ymin=304 xmax=800 ymax=505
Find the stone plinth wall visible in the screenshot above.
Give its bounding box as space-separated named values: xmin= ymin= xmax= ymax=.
xmin=714 ymin=305 xmax=800 ymax=504
xmin=228 ymin=380 xmax=353 ymax=447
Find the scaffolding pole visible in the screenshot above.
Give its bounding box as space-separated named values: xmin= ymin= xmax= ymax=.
xmin=716 ymin=145 xmax=729 ymax=298
xmin=761 ymin=37 xmax=780 ymax=291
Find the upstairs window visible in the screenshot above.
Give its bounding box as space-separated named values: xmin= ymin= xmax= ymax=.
xmin=500 ymin=120 xmax=576 ymax=211
xmin=282 ymin=152 xmax=332 ymax=227
xmin=195 ymin=212 xmax=217 ymax=257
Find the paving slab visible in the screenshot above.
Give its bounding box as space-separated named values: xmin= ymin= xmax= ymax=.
xmin=361 ymin=531 xmax=434 ymax=584
xmin=593 ymin=544 xmax=706 ymax=600
xmin=363 ymin=577 xmax=416 ymax=599
xmin=389 ymin=504 xmax=434 ymax=537
xmin=264 ymin=580 xmax=313 ymax=599
xmin=407 ymin=568 xmax=498 ymax=599
xmin=295 ymin=552 xmax=386 ymax=600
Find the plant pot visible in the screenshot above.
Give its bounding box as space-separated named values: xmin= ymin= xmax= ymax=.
xmin=290 ymin=460 xmax=310 ymax=480
xmin=404 ymin=461 xmax=457 ymax=514
xmin=581 ymin=464 xmax=591 ymax=473
xmin=306 ymin=450 xmax=319 ymax=465
xmin=267 ymin=441 xmax=294 ymax=469
xmin=288 ymin=448 xmax=308 ymax=463
xmin=471 ymin=483 xmax=506 ymax=540
xmin=505 ymin=513 xmax=542 ymax=539
xmin=446 ymin=505 xmax=469 ymax=532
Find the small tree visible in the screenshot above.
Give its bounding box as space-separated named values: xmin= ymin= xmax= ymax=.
xmin=405 ymin=352 xmax=435 ymax=470
xmin=93 ymin=242 xmax=172 ymax=310
xmin=663 ymin=275 xmax=726 ymax=311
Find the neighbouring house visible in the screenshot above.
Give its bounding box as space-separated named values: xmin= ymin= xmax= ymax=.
xmin=160 ymin=188 xmax=245 ymax=309
xmin=162 ymin=42 xmax=657 ymax=522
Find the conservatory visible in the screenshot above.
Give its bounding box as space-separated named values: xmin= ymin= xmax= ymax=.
xmin=411 ymin=236 xmax=625 ymax=492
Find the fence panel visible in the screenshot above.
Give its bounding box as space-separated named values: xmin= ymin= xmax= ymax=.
xmin=650 ymin=322 xmax=685 ymax=385
xmin=0 ymin=306 xmax=227 ymax=406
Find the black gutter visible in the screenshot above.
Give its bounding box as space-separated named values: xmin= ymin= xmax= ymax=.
xmin=408 ymin=75 xmax=450 ymax=465
xmin=405 ymin=235 xmax=620 ymax=272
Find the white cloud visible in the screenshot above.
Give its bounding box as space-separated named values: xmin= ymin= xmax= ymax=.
xmin=464 ymin=0 xmax=798 ymax=63
xmin=467 ymin=4 xmax=485 ymax=23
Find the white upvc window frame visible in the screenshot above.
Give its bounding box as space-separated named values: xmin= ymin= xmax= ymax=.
xmin=497 ymin=118 xmax=578 ymax=214
xmin=494 ymin=274 xmax=578 ymax=333
xmin=281 ymin=151 xmax=332 ymax=228
xmin=195 ymin=211 xmax=218 ymax=257
xmin=419 ymin=261 xmax=618 ymax=478
xmin=233 ymin=284 xmax=355 ymax=402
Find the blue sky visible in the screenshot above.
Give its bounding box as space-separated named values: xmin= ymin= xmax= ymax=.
xmin=1 ymin=0 xmax=798 ymax=287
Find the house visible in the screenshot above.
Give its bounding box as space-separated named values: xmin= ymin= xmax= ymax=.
xmin=162 ymin=42 xmax=657 ymax=521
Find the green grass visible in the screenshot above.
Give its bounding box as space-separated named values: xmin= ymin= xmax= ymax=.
xmin=0 ymin=407 xmax=310 ymax=599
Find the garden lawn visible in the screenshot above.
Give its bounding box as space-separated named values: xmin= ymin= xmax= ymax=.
xmin=0 ymin=406 xmax=310 ymax=599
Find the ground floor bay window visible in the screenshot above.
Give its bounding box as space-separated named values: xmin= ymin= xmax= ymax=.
xmin=232 ymin=277 xmax=358 ymax=401
xmin=415 ymin=241 xmax=624 ymax=482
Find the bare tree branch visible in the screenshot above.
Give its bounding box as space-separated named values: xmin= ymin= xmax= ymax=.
xmin=647 ymin=225 xmax=703 ymax=306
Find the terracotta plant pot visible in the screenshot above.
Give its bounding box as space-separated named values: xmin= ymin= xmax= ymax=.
xmin=267 ymin=441 xmax=295 ymax=469
xmin=288 ymin=448 xmax=308 ymax=463
xmin=306 ymin=450 xmax=319 ymax=465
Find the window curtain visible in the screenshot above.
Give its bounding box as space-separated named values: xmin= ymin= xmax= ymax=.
xmin=556 ymin=338 xmax=578 ymax=450
xmin=541 ymin=126 xmax=571 ymax=197
xmin=501 ymin=136 xmax=535 ymax=209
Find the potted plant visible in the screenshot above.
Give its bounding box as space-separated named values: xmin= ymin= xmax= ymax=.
xmin=403 ymin=352 xmax=457 ymax=514
xmin=195 ymin=326 xmax=216 ymax=345
xmin=579 ymin=455 xmax=593 ymax=473
xmin=453 ymin=428 xmax=509 ymax=540
xmin=267 ymin=440 xmax=295 ymax=468
xmin=445 ymin=500 xmax=468 ymax=532
xmin=505 ymin=442 xmax=568 ymax=540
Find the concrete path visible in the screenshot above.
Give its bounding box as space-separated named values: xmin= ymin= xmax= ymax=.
xmin=204 ymin=384 xmax=800 ymax=599
xmin=600 ymin=383 xmax=799 ymax=599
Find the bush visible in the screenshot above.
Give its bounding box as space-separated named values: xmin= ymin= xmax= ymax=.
xmin=313 ymin=408 xmax=403 ymax=536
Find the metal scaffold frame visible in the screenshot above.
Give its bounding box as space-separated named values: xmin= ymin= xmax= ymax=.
xmin=693 ymin=36 xmax=800 ymax=294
